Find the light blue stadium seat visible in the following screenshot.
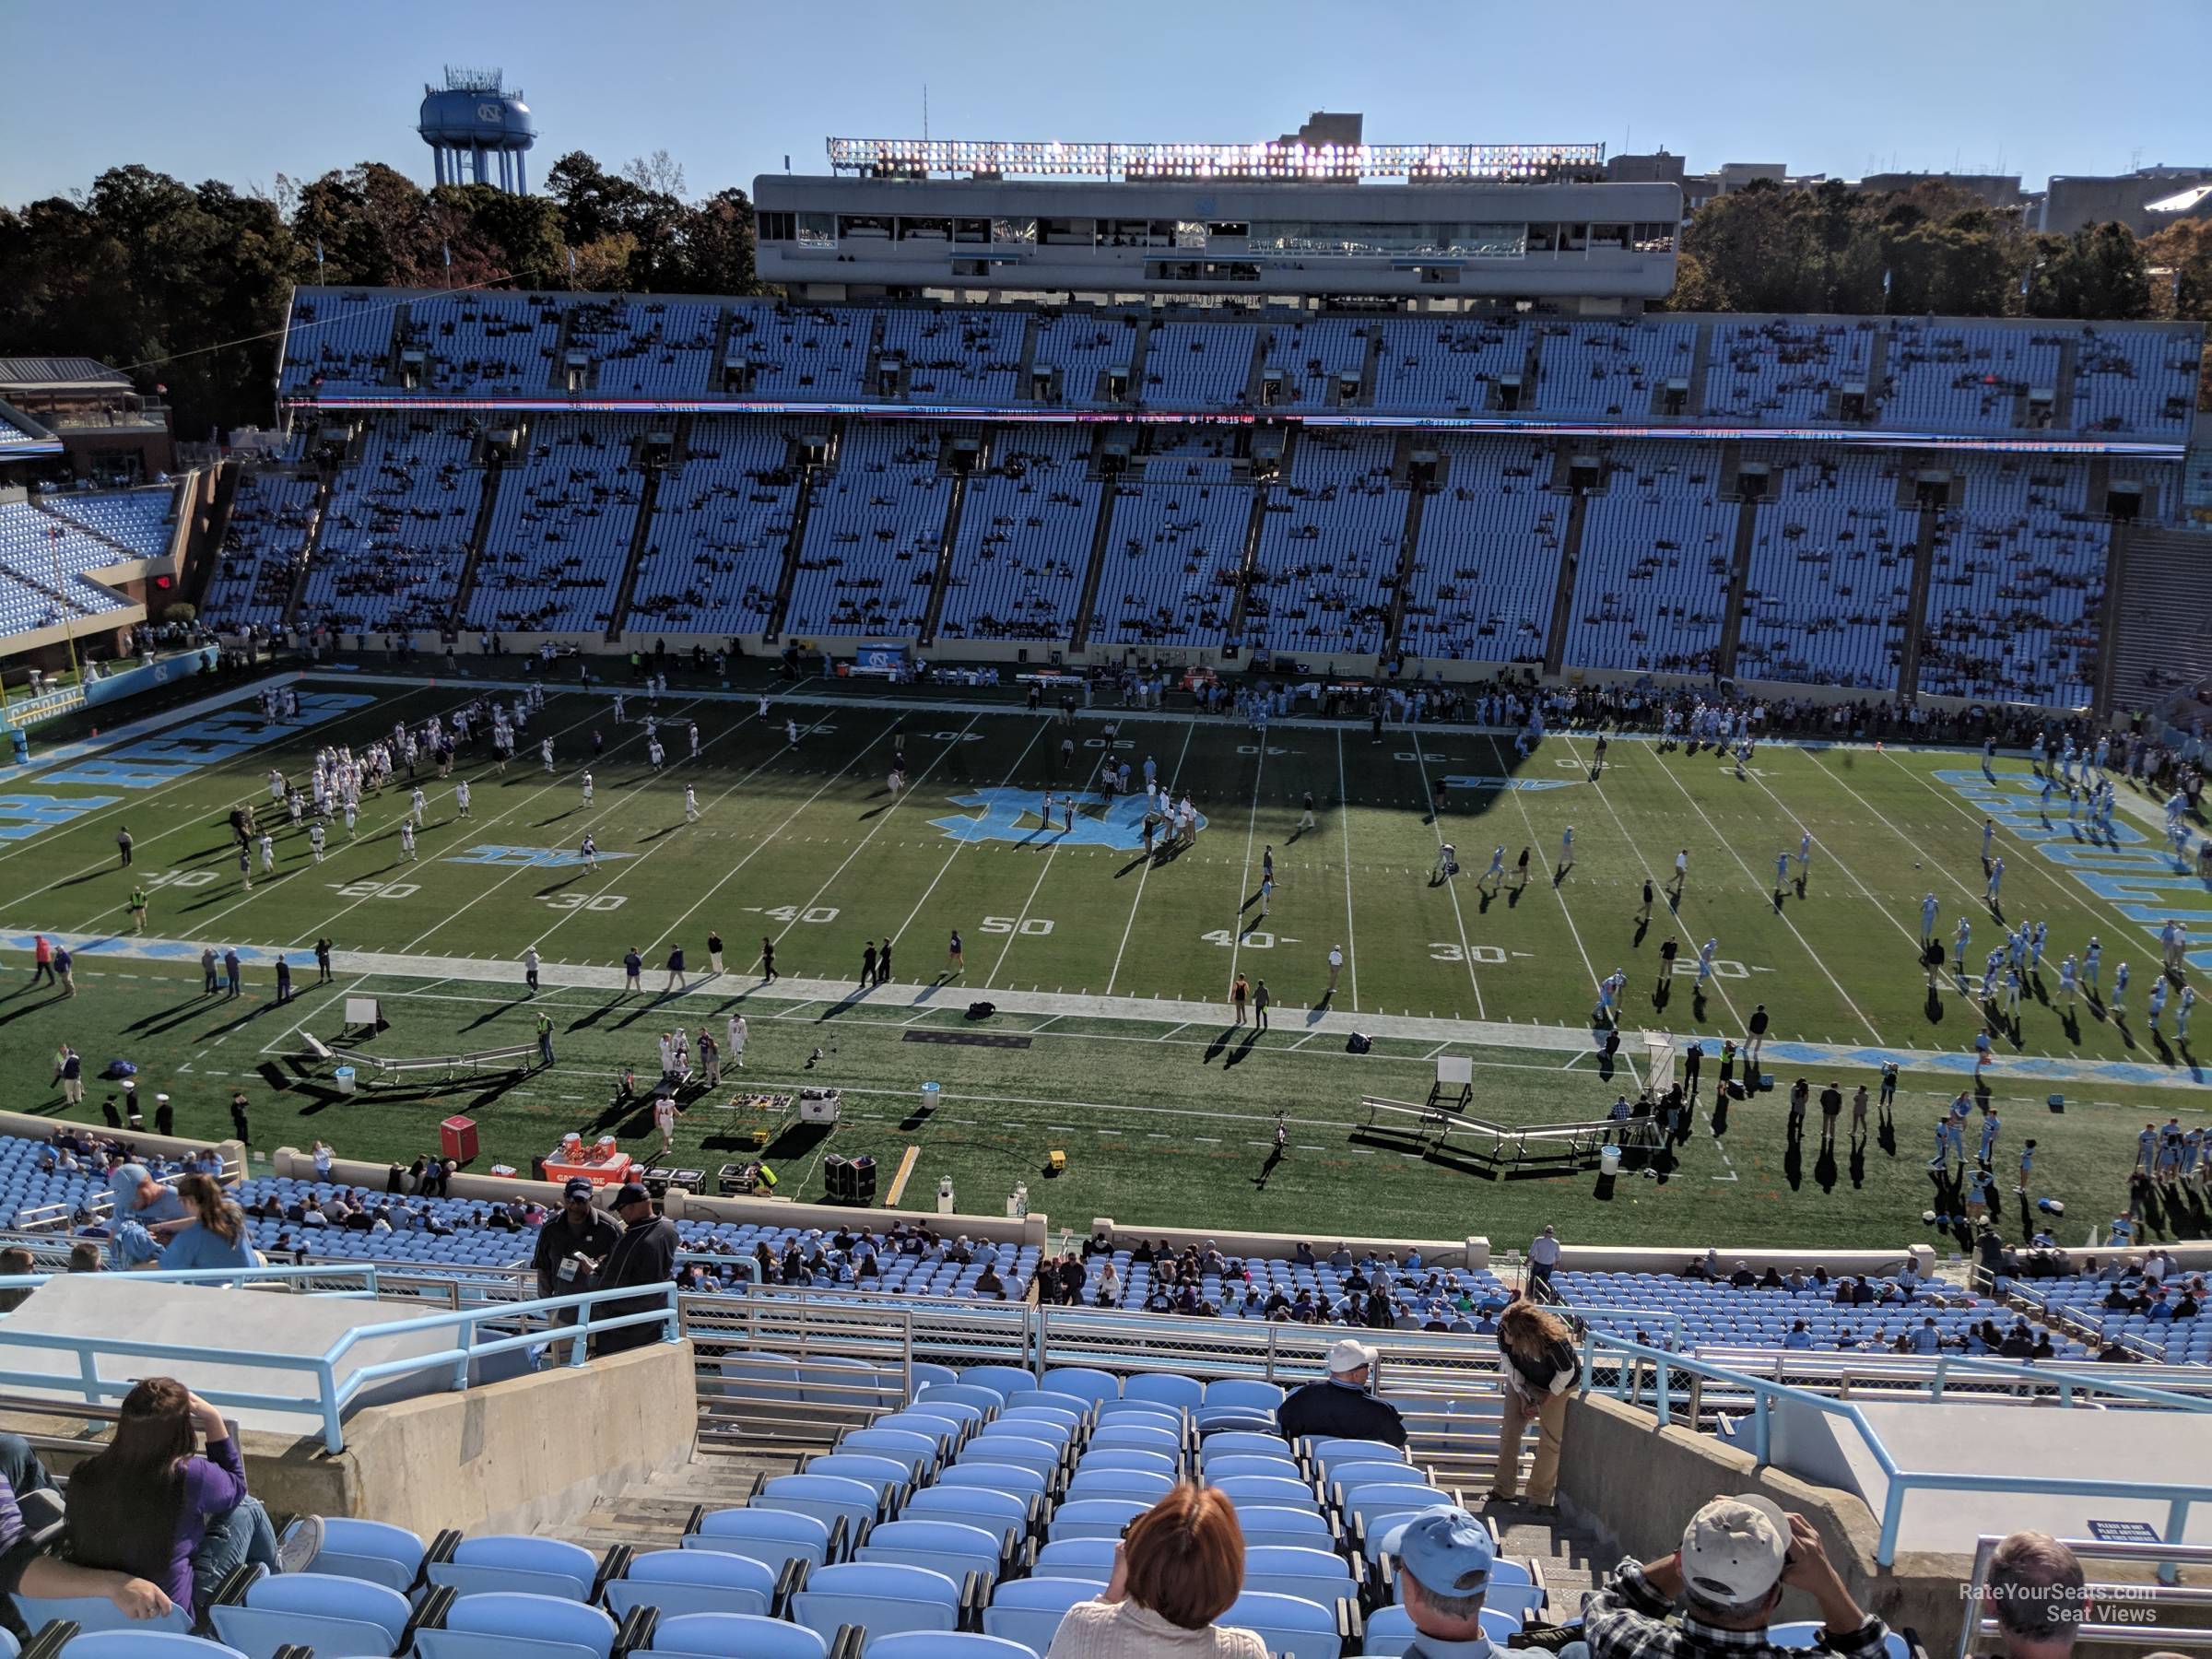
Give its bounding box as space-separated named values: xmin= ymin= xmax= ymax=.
xmin=1019 ymin=1392 xmax=1097 ymax=1421
xmin=1093 ymin=1401 xmax=1185 ymax=1430
xmin=1222 ymin=1589 xmax=1343 ymax=1659
xmin=605 ymin=1547 xmax=777 ymax=1620
xmin=208 ymin=1571 xmax=412 ymax=1659
xmin=1073 ymin=1448 xmax=1178 ymax=1477
xmin=1310 ymin=1439 xmax=1408 ymax=1475
xmin=1209 ymin=1474 xmax=1317 ymax=1509
xmin=1244 ymin=1545 xmax=1359 ymax=1606
xmin=1332 ymin=1461 xmax=1423 ymax=1496
xmin=1343 ymin=1485 xmax=1451 ymax=1533
xmin=910 ymin=1363 xmax=959 ymax=1392
xmin=791 ymin=1562 xmax=962 ymax=1647
xmin=54 ymin=1639 xmax=242 ymax=1659
xmin=1200 ymin=1431 xmax=1294 ymax=1466
xmin=1047 ymin=1499 xmax=1147 ymax=1541
xmin=938 ymin=1460 xmax=1051 ymax=1502
xmin=959 ymin=1366 xmax=1039 ymax=1399
xmin=841 ymin=1428 xmax=941 ymax=1478
xmin=809 ymin=1453 xmax=913 ymax=1503
xmin=982 ymin=1575 xmax=1107 ymax=1652
xmin=686 ymin=1505 xmax=838 ymax=1571
xmin=1236 ymin=1505 xmax=1337 ymax=1551
xmin=1125 ymin=1374 xmax=1205 ymax=1410
xmin=292 ymin=1516 xmax=425 ymax=1593
xmin=977 ymin=1418 xmax=1073 ymax=1453
xmin=1041 ymin=1368 xmax=1121 ymax=1405
xmin=1064 ymin=1469 xmax=1174 ymax=1504
xmin=854 ymin=1518 xmax=1003 ymax=1587
xmin=870 ymin=1413 xmax=967 ymax=1456
xmin=1205 ymin=1380 xmax=1286 ymax=1412
xmin=415 ymin=1592 xmax=617 ymax=1659
xmin=1088 ymin=1422 xmax=1179 ymax=1455
xmin=13 ymin=1591 xmax=197 ymax=1638
xmin=759 ymin=1473 xmax=883 ymax=1540
xmin=869 ymin=1634 xmax=1039 ymax=1659
xmin=649 ymin=1613 xmax=828 ymax=1659
xmin=428 ymin=1535 xmax=599 ymax=1602
xmin=902 ymin=1485 xmax=1030 ymax=1553
xmin=918 ymin=1384 xmax=1006 ymax=1418
xmin=1030 ymin=1537 xmax=1117 ymax=1580
xmin=1206 ymin=1453 xmax=1303 ymax=1481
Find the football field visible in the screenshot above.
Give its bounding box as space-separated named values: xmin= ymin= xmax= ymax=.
xmin=0 ymin=664 xmax=2205 ymax=1252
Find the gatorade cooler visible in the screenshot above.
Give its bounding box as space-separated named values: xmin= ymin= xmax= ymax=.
xmin=441 ymin=1115 xmax=479 ymax=1165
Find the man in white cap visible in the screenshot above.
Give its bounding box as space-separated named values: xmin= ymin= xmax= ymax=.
xmin=1583 ymin=1492 xmax=1890 ymax=1659
xmin=1276 ymin=1336 xmax=1406 ymax=1449
xmin=1391 ymin=1504 xmax=1521 ymax=1659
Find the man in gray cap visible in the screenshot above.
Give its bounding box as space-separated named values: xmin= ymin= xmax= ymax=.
xmin=1584 ymin=1492 xmax=1891 ymax=1659
xmin=105 ymin=1164 xmax=189 ymax=1268
xmin=592 ymin=1182 xmax=679 ymax=1356
xmin=1392 ymin=1505 xmax=1514 ymax=1659
xmin=1277 ymin=1336 xmax=1406 ymax=1449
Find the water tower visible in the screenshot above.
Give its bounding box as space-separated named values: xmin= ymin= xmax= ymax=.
xmin=418 ymin=67 xmax=536 ymax=193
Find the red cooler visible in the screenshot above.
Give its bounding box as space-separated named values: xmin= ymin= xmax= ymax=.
xmin=441 ymin=1115 xmax=479 ymax=1165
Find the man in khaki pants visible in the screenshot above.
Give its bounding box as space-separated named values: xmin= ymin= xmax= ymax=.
xmin=1488 ymin=1299 xmax=1580 ymax=1508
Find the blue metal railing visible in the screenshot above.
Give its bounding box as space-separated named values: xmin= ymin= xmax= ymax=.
xmin=1585 ymin=1332 xmax=2211 ymax=1575
xmin=0 ymin=1272 xmax=679 ymax=1453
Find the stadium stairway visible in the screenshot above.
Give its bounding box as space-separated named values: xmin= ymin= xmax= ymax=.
xmin=606 ymin=418 xmax=681 ymax=641
xmin=1066 ymin=460 xmax=1122 ymax=653
xmin=915 ymin=453 xmax=970 ymax=647
xmin=1892 ymin=494 xmax=1938 ymax=700
xmin=2104 ymin=525 xmax=2212 ymax=711
xmin=1380 ymin=465 xmax=1428 ymax=652
xmin=762 ymin=435 xmax=827 ymax=643
xmin=1714 ymin=467 xmax=1759 ymax=680
xmin=1539 ymin=478 xmax=1590 ymax=677
xmin=560 ymin=1449 xmax=808 ymax=1553
xmin=446 ymin=441 xmax=511 ymax=633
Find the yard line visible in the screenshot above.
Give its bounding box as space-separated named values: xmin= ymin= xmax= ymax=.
xmin=982 ymin=733 xmax=1112 ymax=991
xmin=890 ymin=713 xmax=1053 ymax=955
xmin=1412 ymin=729 xmax=1488 ymax=1018
xmin=1335 ymin=726 xmax=1360 ymax=1012
xmin=1104 ymin=722 xmax=1196 ymax=994
xmin=1632 ymin=739 xmax=1886 ymax=1044
xmin=1735 ymin=753 xmax=1935 ymax=963
xmin=1224 ymin=739 xmax=1269 ymax=991
xmin=762 ymin=712 xmax=985 ymax=959
xmin=13 ymin=684 xmax=457 ymax=920
xmin=135 ymin=689 xmax=671 ymax=948
xmin=552 ymin=711 xmax=903 ymax=962
xmin=394 ymin=697 xmax=716 ymax=953
xmin=1553 ymin=735 xmax=1746 ymax=1032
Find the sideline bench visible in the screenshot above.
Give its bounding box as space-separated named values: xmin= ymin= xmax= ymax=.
xmin=300 ymin=1035 xmax=544 ymax=1088
xmin=1358 ymin=1096 xmax=1661 ymax=1173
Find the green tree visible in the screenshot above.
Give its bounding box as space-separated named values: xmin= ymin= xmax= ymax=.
xmin=2024 ymin=223 xmax=2151 ymax=320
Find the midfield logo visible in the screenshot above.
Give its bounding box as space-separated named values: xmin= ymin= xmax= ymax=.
xmin=443 ymin=844 xmax=637 ymax=868
xmin=929 ymin=787 xmax=1208 ymax=851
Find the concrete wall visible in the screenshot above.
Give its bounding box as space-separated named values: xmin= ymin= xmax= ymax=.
xmin=1089 ymin=1218 xmax=1490 ymax=1270
xmin=25 ymin=1340 xmax=697 ymax=1539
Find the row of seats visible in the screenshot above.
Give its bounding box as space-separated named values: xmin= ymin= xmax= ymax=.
xmin=279 ymin=289 xmax=2205 ymax=435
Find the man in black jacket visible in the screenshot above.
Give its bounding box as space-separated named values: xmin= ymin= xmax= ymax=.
xmin=593 ymin=1182 xmax=679 ymax=1356
xmin=532 ymin=1178 xmax=621 ymax=1326
xmin=1276 ymin=1338 xmax=1406 ymax=1449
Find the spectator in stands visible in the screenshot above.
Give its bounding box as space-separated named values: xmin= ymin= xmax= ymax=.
xmin=1983 ymin=1532 xmax=2086 ymax=1657
xmin=1583 ymin=1493 xmax=1891 ymax=1659
xmin=533 ymin=1178 xmax=620 ymax=1325
xmin=1393 ymin=1504 xmax=1530 ymax=1659
xmin=0 ymin=1247 xmax=32 ymax=1312
xmin=1528 ymin=1225 xmax=1561 ymax=1290
xmin=105 ymin=1163 xmax=188 ymax=1269
xmin=1489 ymin=1300 xmax=1579 ymax=1509
xmin=0 ymin=1429 xmax=173 ymax=1619
xmin=592 ymin=1182 xmax=678 ymax=1356
xmin=1277 ymin=1337 xmax=1407 ymax=1449
xmin=66 ymin=1241 xmax=101 ymax=1274
xmin=63 ymin=1377 xmax=323 ymax=1618
xmin=156 ymin=1174 xmax=255 ymax=1271
xmin=1044 ymin=1482 xmax=1266 ymax=1659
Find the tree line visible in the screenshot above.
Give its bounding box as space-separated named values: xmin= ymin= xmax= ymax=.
xmin=2 ymin=159 xmax=2206 ymax=445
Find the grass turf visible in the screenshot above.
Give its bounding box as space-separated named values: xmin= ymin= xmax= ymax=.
xmin=0 ymin=662 xmax=2205 ymax=1253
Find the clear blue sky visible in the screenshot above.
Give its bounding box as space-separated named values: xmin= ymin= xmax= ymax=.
xmin=4 ymin=0 xmax=2207 ymax=207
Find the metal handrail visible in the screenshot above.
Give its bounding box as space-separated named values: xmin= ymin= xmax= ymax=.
xmin=0 ymin=1278 xmax=678 ymax=1453
xmin=1959 ymin=1534 xmax=2212 ymax=1647
xmin=1585 ymin=1332 xmax=2212 ymax=1571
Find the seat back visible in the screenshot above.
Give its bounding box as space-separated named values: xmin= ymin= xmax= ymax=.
xmin=1223 ymin=1589 xmax=1342 ymax=1659
xmin=1206 ymin=1453 xmax=1303 ymax=1481
xmin=1124 ymin=1373 xmax=1205 ymax=1409
xmin=807 ymin=1452 xmax=911 ymax=1500
xmin=1204 ymin=1379 xmax=1286 ymax=1411
xmin=1041 ymin=1367 xmax=1121 ymax=1405
xmin=759 ymin=1472 xmax=880 ymax=1539
xmin=841 ymin=1428 xmax=939 ymax=1477
xmin=959 ymin=1437 xmax=1062 ymax=1479
xmin=297 ymin=1516 xmax=426 ymax=1593
xmin=1030 ymin=1537 xmax=1118 ymax=1580
xmin=208 ymin=1571 xmax=412 ymax=1659
xmin=13 ymin=1593 xmax=195 ymax=1638
xmin=1311 ymin=1438 xmax=1407 ymax=1475
xmin=1332 ymin=1460 xmax=1422 ymax=1496
xmin=53 ymin=1639 xmax=242 ymax=1659
xmin=854 ymin=1519 xmax=1002 ymax=1588
xmin=916 ymin=1383 xmax=1006 ymax=1418
xmin=605 ymin=1547 xmax=776 ymax=1620
xmin=1046 ymin=1499 xmax=1147 ymax=1541
xmin=650 ymin=1613 xmax=827 ymax=1659
xmin=1088 ymin=1422 xmax=1179 ymax=1454
xmin=687 ymin=1505 xmax=834 ymax=1571
xmin=429 ymin=1534 xmax=598 ymax=1602
xmin=981 ymin=1575 xmax=1108 ymax=1653
xmin=869 ymin=1636 xmax=1041 ymax=1659
xmin=901 ymin=1486 xmax=1028 ymax=1552
xmin=1235 ymin=1505 xmax=1335 ymax=1551
xmin=1072 ymin=1448 xmax=1177 ymax=1477
xmin=1199 ymin=1430 xmax=1293 ymax=1465
xmin=790 ymin=1562 xmax=961 ymax=1645
xmin=1065 ymin=1468 xmax=1174 ymax=1505
xmin=1208 ymin=1474 xmax=1316 ymax=1509
xmin=1242 ymin=1545 xmax=1356 ymax=1605
xmin=416 ymin=1592 xmax=617 ymax=1659
xmin=1000 ymin=1404 xmax=1083 ymax=1435
xmin=958 ymin=1365 xmax=1039 ymax=1399
xmin=977 ymin=1417 xmax=1072 ymax=1452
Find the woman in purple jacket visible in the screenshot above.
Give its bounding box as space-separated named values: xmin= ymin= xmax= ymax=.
xmin=63 ymin=1377 xmax=323 ymax=1615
